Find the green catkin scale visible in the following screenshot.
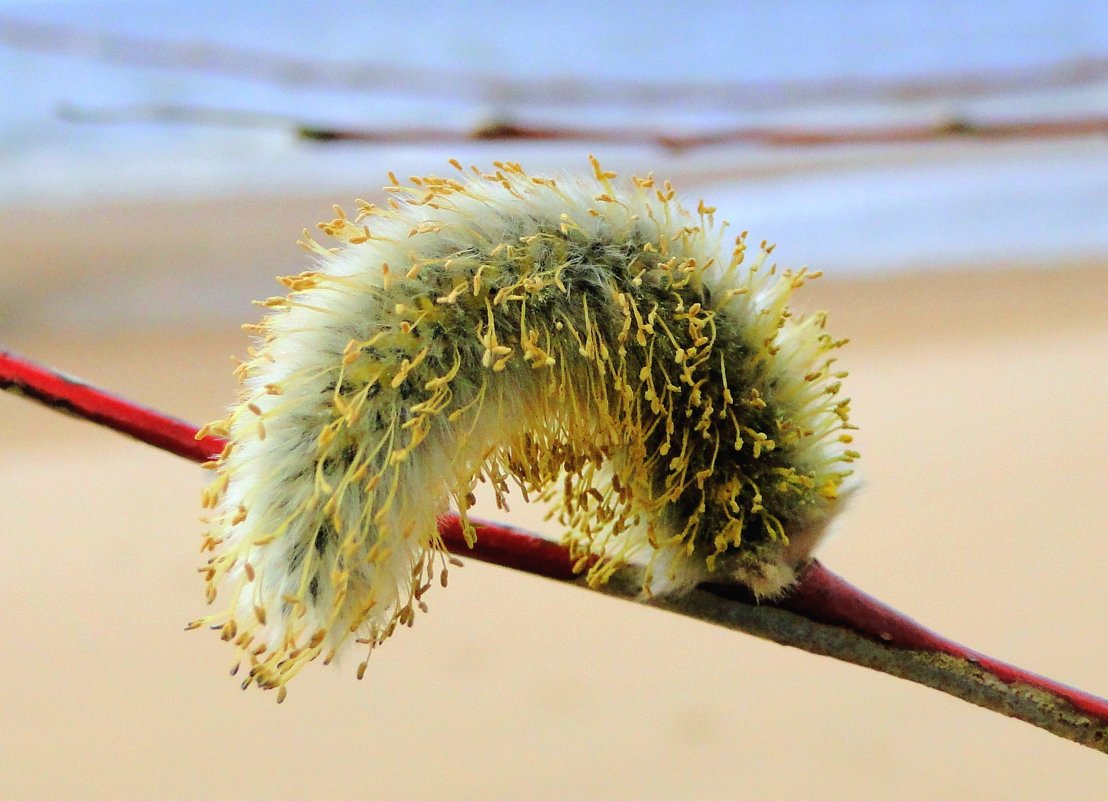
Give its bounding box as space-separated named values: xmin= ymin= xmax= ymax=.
xmin=195 ymin=158 xmax=857 ymax=696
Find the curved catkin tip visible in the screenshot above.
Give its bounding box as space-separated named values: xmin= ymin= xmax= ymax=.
xmin=195 ymin=157 xmax=858 ymax=693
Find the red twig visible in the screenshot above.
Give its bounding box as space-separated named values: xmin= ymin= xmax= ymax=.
xmin=0 ymin=350 xmax=217 ymax=462
xmin=751 ymin=569 xmax=1108 ymax=724
xmin=2 ymin=348 xmax=1106 ymax=752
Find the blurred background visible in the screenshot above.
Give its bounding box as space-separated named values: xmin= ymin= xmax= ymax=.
xmin=0 ymin=1 xmax=1105 ymax=798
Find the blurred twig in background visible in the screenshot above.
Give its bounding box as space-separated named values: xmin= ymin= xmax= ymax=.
xmin=57 ymin=103 xmax=1108 ymax=150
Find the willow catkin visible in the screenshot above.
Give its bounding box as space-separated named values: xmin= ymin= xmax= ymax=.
xmin=193 ymin=157 xmax=857 ymax=695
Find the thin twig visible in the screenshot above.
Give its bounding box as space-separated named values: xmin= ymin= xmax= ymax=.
xmin=0 ymin=350 xmax=213 ymax=462
xmin=2 ymin=348 xmax=1106 ymax=753
xmin=2 ymin=16 xmax=1105 ymax=109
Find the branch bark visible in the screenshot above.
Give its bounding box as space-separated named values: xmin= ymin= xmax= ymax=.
xmin=2 ymin=348 xmax=1106 ymax=753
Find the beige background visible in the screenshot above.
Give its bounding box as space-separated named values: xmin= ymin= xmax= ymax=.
xmin=1 ymin=227 xmax=1105 ymax=798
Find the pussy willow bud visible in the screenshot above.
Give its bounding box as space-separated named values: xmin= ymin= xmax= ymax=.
xmin=193 ymin=157 xmax=857 ymax=696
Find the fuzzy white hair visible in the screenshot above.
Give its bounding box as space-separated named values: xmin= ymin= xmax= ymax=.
xmin=193 ymin=158 xmax=857 ymax=697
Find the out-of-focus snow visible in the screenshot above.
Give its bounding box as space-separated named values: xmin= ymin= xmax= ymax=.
xmin=0 ymin=0 xmax=1105 ymax=276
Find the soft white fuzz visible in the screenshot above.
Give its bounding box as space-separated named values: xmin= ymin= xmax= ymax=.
xmin=193 ymin=158 xmax=857 ymax=696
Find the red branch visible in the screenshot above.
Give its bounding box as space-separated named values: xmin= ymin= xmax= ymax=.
xmin=767 ymin=569 xmax=1108 ymax=722
xmin=3 ymin=348 xmax=1106 ymax=749
xmin=0 ymin=350 xmax=216 ymax=462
